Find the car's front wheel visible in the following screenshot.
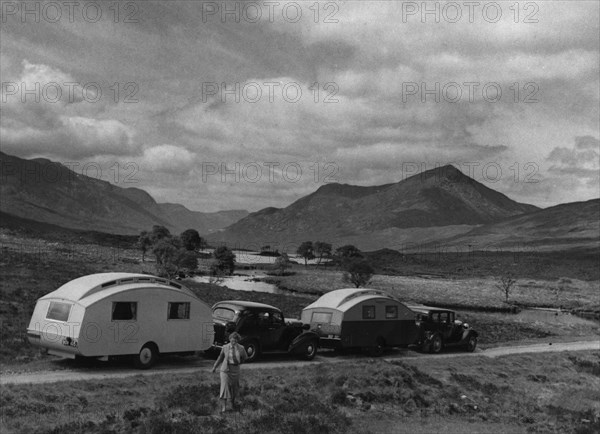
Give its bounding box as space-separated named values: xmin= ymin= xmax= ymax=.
xmin=465 ymin=335 xmax=477 ymax=352
xmin=244 ymin=340 xmax=260 ymax=363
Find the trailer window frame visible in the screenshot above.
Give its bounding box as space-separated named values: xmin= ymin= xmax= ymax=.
xmin=46 ymin=301 xmax=72 ymax=322
xmin=362 ymin=305 xmax=376 ymax=320
xmin=311 ymin=312 xmax=332 ymax=324
xmin=111 ymin=302 xmax=137 ymax=321
xmin=167 ymin=302 xmax=191 ymax=320
xmin=385 ymin=305 xmax=398 ymax=319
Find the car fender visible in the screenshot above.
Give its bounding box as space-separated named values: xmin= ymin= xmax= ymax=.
xmin=461 ymin=329 xmax=478 ymax=342
xmin=288 ymin=331 xmax=319 ymax=353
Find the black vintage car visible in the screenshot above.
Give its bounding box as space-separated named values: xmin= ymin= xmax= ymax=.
xmin=211 ymin=300 xmax=320 ymax=362
xmin=407 ymin=305 xmax=478 ymax=353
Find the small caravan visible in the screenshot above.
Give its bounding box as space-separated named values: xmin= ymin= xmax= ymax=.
xmin=27 ymin=273 xmax=214 ymax=368
xmin=301 ymin=288 xmax=419 ymax=354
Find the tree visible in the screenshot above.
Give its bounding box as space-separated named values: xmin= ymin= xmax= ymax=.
xmin=180 ymin=229 xmax=205 ymax=251
xmin=213 ymin=246 xmax=236 ymax=275
xmin=297 ymin=241 xmax=315 ymax=266
xmin=314 ymin=241 xmax=332 ymax=266
xmin=150 ymin=225 xmax=171 ymax=244
xmin=273 ymin=253 xmax=291 ymax=276
xmin=342 ymin=259 xmax=374 ymax=288
xmin=152 ymin=239 xmax=178 ymax=277
xmin=173 ymin=249 xmax=199 ymax=276
xmin=335 ymin=244 xmax=363 ymax=262
xmin=496 ymin=274 xmax=516 ymax=303
xmin=137 ymin=230 xmax=152 ymax=262
xmin=152 ymin=238 xmax=198 ymax=278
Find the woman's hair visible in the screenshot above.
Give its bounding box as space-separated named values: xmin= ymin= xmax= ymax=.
xmin=228 ymin=332 xmax=242 ymax=342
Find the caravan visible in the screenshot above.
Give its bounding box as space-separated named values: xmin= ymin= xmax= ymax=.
xmin=301 ymin=288 xmax=419 ymax=355
xmin=27 ymin=273 xmax=213 ymax=368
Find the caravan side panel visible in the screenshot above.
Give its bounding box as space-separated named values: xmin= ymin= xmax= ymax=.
xmin=79 ymin=287 xmax=213 ymax=357
xmin=342 ymin=299 xmax=418 ymax=347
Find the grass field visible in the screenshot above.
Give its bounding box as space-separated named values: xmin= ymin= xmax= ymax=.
xmin=264 ymin=266 xmax=600 ymax=311
xmin=1 ymin=351 xmax=599 ymax=434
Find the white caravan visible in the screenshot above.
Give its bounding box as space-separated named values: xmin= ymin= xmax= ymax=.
xmin=27 ymin=273 xmax=214 ymax=368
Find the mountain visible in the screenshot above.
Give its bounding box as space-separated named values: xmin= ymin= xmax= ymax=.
xmin=207 ymin=165 xmax=540 ymax=250
xmin=416 ymin=199 xmax=600 ymax=252
xmin=0 ymin=152 xmax=248 ymax=235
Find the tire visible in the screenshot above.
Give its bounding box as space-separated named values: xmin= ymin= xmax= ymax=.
xmin=244 ymin=340 xmax=260 ymax=363
xmin=421 ymin=340 xmax=430 ymax=353
xmin=301 ymin=340 xmax=318 ymax=361
xmin=465 ymin=335 xmax=477 ymax=352
xmin=368 ymin=338 xmax=385 ymax=357
xmin=134 ymin=343 xmax=158 ymax=369
xmin=430 ymin=334 xmax=443 ymax=354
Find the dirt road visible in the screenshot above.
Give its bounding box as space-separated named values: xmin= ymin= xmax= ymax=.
xmin=2 ymin=340 xmax=597 ymax=386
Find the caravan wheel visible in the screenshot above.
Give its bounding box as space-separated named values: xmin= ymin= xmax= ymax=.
xmin=368 ymin=338 xmax=385 ymax=357
xmin=134 ymin=343 xmax=158 ymax=369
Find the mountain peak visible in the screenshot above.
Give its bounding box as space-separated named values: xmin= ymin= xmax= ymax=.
xmin=418 ymin=164 xmax=467 ymax=182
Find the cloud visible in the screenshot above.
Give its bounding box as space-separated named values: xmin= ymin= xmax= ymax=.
xmin=547 ymin=137 xmax=600 ymax=172
xmin=141 ymin=145 xmax=196 ymax=173
xmin=1 ymin=2 xmax=598 ymax=211
xmin=575 ymin=136 xmax=600 ymax=150
xmin=1 ymin=60 xmax=138 ymax=159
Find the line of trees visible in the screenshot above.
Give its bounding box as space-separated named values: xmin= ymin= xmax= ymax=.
xmin=138 ymin=226 xmax=237 ymax=279
xmin=138 ymin=226 xmax=206 ymax=278
xmin=296 ymin=241 xmax=374 ymax=287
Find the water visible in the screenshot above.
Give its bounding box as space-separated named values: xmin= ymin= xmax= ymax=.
xmin=193 ymin=274 xmax=284 ymax=294
xmin=200 ymin=250 xmax=331 ymax=265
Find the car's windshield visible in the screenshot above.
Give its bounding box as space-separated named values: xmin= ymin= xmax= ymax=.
xmin=213 ymin=307 xmax=236 ymax=321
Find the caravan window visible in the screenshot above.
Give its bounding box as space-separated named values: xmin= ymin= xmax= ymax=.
xmin=168 ymin=302 xmax=190 ymax=320
xmin=362 ymin=305 xmax=376 ymax=319
xmin=311 ymin=312 xmax=332 ymax=324
xmin=46 ymin=302 xmax=71 ymax=322
xmin=385 ymin=305 xmax=398 ymax=319
xmin=112 ymin=302 xmax=137 ymax=321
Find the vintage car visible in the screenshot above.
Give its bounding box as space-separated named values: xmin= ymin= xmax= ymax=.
xmin=211 ymin=300 xmax=320 ymax=362
xmin=407 ymin=305 xmax=478 ymax=353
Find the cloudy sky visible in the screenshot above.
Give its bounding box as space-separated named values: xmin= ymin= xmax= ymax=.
xmin=1 ymin=1 xmax=598 ymax=212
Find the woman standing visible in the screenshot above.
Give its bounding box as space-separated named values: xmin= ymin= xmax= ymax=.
xmin=211 ymin=332 xmax=248 ymax=413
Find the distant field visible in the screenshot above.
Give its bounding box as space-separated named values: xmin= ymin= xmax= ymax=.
xmin=1 ymin=228 xmax=598 ymax=369
xmin=266 ymin=266 xmax=600 ymax=311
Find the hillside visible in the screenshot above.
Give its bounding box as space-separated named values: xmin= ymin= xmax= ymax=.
xmin=0 ymin=152 xmax=248 ymax=235
xmin=208 ymin=165 xmax=539 ymax=249
xmin=417 ymin=199 xmax=600 ymax=252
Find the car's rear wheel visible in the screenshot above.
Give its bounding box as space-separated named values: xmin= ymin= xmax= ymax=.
xmin=134 ymin=343 xmax=158 ymax=369
xmin=465 ymin=335 xmax=477 ymax=352
xmin=430 ymin=334 xmax=443 ymax=354
xmin=301 ymin=340 xmax=318 ymax=360
xmin=244 ymin=340 xmax=260 ymax=363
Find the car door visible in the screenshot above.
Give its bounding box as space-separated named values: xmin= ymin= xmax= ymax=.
xmin=438 ymin=311 xmax=455 ymax=342
xmin=256 ymin=310 xmax=278 ymax=350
